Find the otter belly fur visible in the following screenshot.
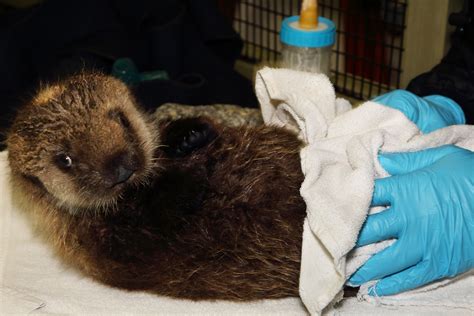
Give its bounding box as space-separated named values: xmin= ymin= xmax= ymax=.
xmin=7 ymin=72 xmax=307 ymax=300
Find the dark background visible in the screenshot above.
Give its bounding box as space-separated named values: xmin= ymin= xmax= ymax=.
xmin=0 ymin=0 xmax=257 ymax=148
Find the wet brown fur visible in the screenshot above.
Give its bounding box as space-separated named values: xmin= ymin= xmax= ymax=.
xmin=7 ymin=72 xmax=307 ymax=300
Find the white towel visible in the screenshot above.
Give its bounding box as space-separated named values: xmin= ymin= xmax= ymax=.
xmin=255 ymin=67 xmax=474 ymax=315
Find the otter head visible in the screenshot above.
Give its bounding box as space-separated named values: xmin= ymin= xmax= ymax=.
xmin=7 ymin=72 xmax=156 ymax=213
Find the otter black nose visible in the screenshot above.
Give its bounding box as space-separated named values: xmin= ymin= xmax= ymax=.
xmin=115 ymin=165 xmax=135 ymax=185
xmin=105 ymin=152 xmax=139 ymax=187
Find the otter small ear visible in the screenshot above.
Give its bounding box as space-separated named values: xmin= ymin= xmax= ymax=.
xmin=34 ymin=84 xmax=64 ymax=104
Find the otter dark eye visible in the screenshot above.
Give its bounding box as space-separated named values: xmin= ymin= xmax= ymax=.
xmin=55 ymin=154 xmax=73 ymax=169
xmin=118 ymin=112 xmax=130 ymax=128
xmin=109 ymin=110 xmax=130 ymax=129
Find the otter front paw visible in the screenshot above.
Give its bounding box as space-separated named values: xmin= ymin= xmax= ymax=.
xmin=162 ymin=118 xmax=218 ymax=157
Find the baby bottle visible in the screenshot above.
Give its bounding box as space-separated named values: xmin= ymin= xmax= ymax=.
xmin=279 ymin=1 xmax=335 ymax=76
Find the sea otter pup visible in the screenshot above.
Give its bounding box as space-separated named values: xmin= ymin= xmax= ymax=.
xmin=7 ymin=72 xmax=307 ymax=300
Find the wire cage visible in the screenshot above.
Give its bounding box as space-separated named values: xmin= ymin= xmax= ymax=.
xmin=233 ymin=0 xmax=407 ymax=100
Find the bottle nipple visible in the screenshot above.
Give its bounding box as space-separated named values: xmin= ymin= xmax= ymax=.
xmin=299 ymin=0 xmax=318 ymax=29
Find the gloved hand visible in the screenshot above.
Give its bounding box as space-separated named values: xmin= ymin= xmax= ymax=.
xmin=349 ymin=145 xmax=474 ymax=296
xmin=373 ymin=90 xmax=465 ymax=133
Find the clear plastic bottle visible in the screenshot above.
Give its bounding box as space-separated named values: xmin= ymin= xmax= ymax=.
xmin=280 ymin=16 xmax=335 ymax=76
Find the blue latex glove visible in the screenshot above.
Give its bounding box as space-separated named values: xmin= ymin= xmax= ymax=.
xmin=373 ymin=90 xmax=465 ymax=133
xmin=349 ymin=145 xmax=474 ymax=296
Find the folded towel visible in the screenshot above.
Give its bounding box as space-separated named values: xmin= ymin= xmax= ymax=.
xmin=255 ymin=67 xmax=474 ymax=315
